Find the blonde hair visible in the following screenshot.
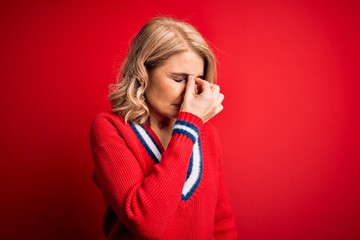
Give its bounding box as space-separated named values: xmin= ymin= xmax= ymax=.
xmin=109 ymin=17 xmax=217 ymax=124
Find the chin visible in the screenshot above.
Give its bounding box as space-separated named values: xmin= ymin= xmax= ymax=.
xmin=154 ymin=105 xmax=181 ymax=120
xmin=167 ymin=110 xmax=180 ymax=119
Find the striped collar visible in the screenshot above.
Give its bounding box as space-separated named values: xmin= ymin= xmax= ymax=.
xmin=130 ymin=123 xmax=203 ymax=201
xmin=131 ymin=124 xmax=163 ymax=163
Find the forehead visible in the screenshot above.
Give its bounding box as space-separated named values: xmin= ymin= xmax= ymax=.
xmin=160 ymin=51 xmax=204 ymax=76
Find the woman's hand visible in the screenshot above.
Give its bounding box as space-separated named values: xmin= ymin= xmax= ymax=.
xmin=181 ymin=75 xmax=224 ymax=123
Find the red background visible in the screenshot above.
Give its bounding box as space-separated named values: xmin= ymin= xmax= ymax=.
xmin=1 ymin=0 xmax=359 ymax=239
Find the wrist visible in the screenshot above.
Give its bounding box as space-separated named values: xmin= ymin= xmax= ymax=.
xmin=173 ymin=111 xmax=203 ymax=143
xmin=177 ymin=111 xmax=203 ymax=130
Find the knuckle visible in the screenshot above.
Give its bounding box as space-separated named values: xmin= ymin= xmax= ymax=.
xmin=204 ymin=93 xmax=213 ymax=101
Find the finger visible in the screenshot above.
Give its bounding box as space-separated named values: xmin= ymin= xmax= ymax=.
xmin=217 ymin=93 xmax=224 ymax=105
xmin=215 ymin=104 xmax=224 ymax=115
xmin=195 ymin=78 xmax=218 ymax=92
xmin=209 ymin=83 xmax=216 ymax=90
xmin=214 ymin=93 xmax=224 ymax=114
xmin=194 ymin=77 xmax=211 ymax=93
xmin=185 ymin=75 xmax=195 ymax=96
xmin=211 ymin=84 xmax=220 ymax=94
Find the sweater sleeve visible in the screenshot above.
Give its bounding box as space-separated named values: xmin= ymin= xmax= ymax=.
xmin=213 ymin=128 xmax=239 ymax=239
xmin=90 ymin=111 xmax=203 ymax=239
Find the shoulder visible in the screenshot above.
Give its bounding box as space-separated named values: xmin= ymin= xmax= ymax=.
xmin=90 ymin=111 xmax=130 ymax=148
xmin=91 ymin=111 xmax=125 ymax=124
xmin=91 ymin=111 xmax=127 ymax=132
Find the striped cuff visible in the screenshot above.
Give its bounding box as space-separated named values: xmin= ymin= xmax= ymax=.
xmin=176 ymin=111 xmax=203 ymax=129
xmin=173 ymin=120 xmax=199 ymax=143
xmin=172 ymin=112 xmax=202 ymax=143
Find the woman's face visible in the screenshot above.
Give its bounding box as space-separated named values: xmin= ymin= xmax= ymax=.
xmin=145 ymin=51 xmax=204 ymax=122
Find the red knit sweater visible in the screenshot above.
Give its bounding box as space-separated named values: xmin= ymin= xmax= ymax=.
xmin=90 ymin=111 xmax=238 ymax=239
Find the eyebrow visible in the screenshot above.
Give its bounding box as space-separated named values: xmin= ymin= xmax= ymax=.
xmin=170 ymin=72 xmax=204 ymax=79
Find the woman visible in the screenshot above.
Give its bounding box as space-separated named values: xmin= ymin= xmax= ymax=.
xmin=90 ymin=17 xmax=238 ymax=239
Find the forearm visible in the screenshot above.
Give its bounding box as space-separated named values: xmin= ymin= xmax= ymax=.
xmin=91 ymin=112 xmax=203 ymax=239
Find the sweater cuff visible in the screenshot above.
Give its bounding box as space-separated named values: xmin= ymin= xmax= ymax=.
xmin=172 ymin=112 xmax=203 ymax=143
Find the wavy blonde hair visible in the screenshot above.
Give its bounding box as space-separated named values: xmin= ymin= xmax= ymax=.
xmin=109 ymin=17 xmax=217 ymax=124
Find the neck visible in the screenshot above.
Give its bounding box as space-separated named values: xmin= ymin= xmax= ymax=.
xmin=148 ymin=112 xmax=175 ymax=131
xmin=148 ymin=112 xmax=176 ymax=149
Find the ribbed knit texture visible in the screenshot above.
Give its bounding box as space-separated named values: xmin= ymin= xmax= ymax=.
xmin=90 ymin=111 xmax=238 ymax=239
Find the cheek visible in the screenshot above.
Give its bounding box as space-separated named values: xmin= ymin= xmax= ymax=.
xmin=146 ymin=81 xmax=185 ymax=104
xmin=145 ymin=84 xmax=168 ymax=105
xmin=170 ymin=84 xmax=186 ymax=99
xmin=146 ymin=81 xmax=163 ymax=97
xmin=179 ymin=83 xmax=187 ymax=97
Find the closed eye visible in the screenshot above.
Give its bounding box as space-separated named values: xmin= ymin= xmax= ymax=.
xmin=172 ymin=78 xmax=186 ymax=83
xmin=169 ymin=73 xmax=188 ymax=83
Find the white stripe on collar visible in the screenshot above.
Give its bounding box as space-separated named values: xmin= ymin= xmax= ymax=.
xmin=131 ymin=124 xmax=162 ymax=163
xmin=131 ymin=123 xmax=203 ymax=201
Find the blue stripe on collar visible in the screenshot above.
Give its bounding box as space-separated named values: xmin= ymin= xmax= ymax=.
xmin=131 ymin=122 xmax=203 ymax=201
xmin=130 ymin=124 xmax=162 ymax=163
